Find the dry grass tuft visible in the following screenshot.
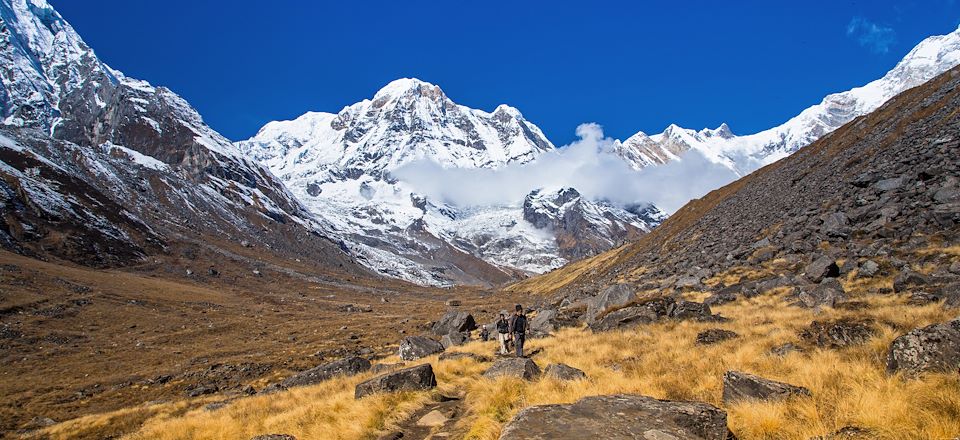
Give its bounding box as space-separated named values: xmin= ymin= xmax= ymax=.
xmin=38 ymin=285 xmax=960 ymax=440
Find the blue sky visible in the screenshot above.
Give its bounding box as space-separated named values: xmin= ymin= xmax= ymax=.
xmin=53 ymin=1 xmax=960 ymax=145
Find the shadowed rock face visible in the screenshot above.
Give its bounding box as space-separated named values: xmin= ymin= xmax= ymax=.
xmin=354 ymin=364 xmax=436 ymax=399
xmin=498 ymin=394 xmax=734 ymax=440
xmin=722 ymin=371 xmax=811 ymax=404
xmin=887 ymin=318 xmax=960 ymax=376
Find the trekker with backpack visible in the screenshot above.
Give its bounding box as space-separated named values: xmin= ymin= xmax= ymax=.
xmin=496 ymin=313 xmax=511 ymax=355
xmin=510 ymin=304 xmax=527 ymax=357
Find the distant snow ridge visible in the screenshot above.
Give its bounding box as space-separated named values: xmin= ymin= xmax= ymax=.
xmin=239 ymin=79 xmax=664 ymax=286
xmin=614 ymin=27 xmax=960 ymax=175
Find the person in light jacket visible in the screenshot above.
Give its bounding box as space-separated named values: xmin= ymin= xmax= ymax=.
xmin=496 ymin=313 xmax=510 ymax=355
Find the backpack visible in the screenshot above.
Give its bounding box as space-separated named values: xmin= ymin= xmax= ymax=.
xmin=513 ymin=315 xmax=526 ymax=333
xmin=497 ymin=319 xmax=509 ymax=333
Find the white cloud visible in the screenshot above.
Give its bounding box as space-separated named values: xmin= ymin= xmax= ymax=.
xmin=846 ymin=17 xmax=897 ymax=54
xmin=392 ymin=123 xmax=738 ymax=214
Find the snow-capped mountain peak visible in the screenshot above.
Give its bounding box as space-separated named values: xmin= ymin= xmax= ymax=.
xmin=616 ymin=26 xmax=960 ymax=174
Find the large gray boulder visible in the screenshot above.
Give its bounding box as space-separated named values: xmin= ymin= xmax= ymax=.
xmin=544 ymin=363 xmax=587 ymax=381
xmin=805 ymin=256 xmax=840 ymax=283
xmin=585 ymin=284 xmax=637 ymax=323
xmin=440 ymin=331 xmax=468 ymax=349
xmin=893 ymin=270 xmax=929 ymax=293
xmin=398 ymin=336 xmax=444 ymax=361
xmin=498 ymin=394 xmax=733 ymax=440
xmin=483 ymin=357 xmax=541 ymax=381
xmin=281 ymin=356 xmax=371 ymax=388
xmin=354 ymin=364 xmax=436 ymax=399
xmin=722 ymin=371 xmax=811 ymax=404
xmin=800 ymin=319 xmax=876 ymax=348
xmin=588 ymin=297 xmax=674 ymax=332
xmin=431 ymin=310 xmax=476 ymax=335
xmin=887 ymin=318 xmax=960 ymax=376
xmin=529 ymin=308 xmax=558 ymax=337
xmin=795 ymin=279 xmax=847 ymax=308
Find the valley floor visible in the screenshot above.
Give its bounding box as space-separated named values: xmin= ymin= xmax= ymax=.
xmin=0 ymin=250 xmax=520 ymax=439
xmin=20 ymin=256 xmax=960 ymax=440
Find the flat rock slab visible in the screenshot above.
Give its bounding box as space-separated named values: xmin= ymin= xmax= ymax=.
xmin=355 ymin=364 xmax=437 ymax=399
xmin=484 ymin=357 xmax=541 ymax=381
xmin=281 ymin=356 xmax=370 ymax=388
xmin=250 ymin=435 xmax=296 ymax=440
xmin=416 ymin=409 xmax=448 ymax=427
xmin=722 ymin=370 xmax=811 ymax=403
xmin=438 ymin=351 xmax=490 ymax=362
xmin=498 ymin=394 xmax=733 ymax=440
xmin=887 ymin=318 xmax=960 ymax=376
xmin=800 ymin=319 xmax=876 ymax=348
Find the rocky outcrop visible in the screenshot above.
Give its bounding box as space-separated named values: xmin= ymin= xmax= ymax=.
xmin=498 ymin=394 xmax=734 ymax=440
xmin=440 ymin=332 xmax=468 ymax=349
xmin=354 ymin=364 xmax=437 ymax=399
xmin=805 ymin=256 xmax=840 ymax=283
xmin=588 ymin=297 xmax=673 ymax=331
xmin=721 ymin=371 xmax=811 ymax=403
xmin=431 ymin=311 xmax=477 ymax=336
xmin=800 ymin=319 xmax=876 ymax=348
xmin=398 ymin=336 xmax=444 ymax=361
xmin=794 ymin=279 xmax=847 ymax=309
xmin=887 ymin=318 xmax=960 ymax=376
xmin=483 ymin=358 xmax=541 ymax=381
xmin=544 ymin=363 xmax=587 ymax=381
xmin=280 ymin=356 xmax=371 ymax=388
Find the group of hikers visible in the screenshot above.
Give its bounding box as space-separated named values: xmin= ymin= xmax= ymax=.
xmin=477 ymin=304 xmax=528 ymax=357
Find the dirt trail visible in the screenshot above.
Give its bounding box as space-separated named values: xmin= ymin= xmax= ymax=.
xmin=378 ymin=393 xmax=468 ymax=440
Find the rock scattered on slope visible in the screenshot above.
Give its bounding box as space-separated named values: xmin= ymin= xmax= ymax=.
xmin=887 ymin=318 xmax=960 ymax=376
xmin=696 ymin=329 xmax=739 ymax=345
xmin=440 ymin=331 xmax=468 ymax=349
xmin=438 ymin=352 xmax=490 ymax=362
xmin=280 ymin=356 xmax=371 ymax=388
xmin=805 ymin=256 xmax=840 ymax=283
xmin=800 ymin=319 xmax=876 ymax=348
xmin=498 ymin=394 xmax=734 ymax=440
xmin=355 ymin=364 xmax=437 ymax=399
xmin=794 ymin=279 xmax=847 ymax=309
xmin=721 ymin=371 xmax=811 ymax=403
xmin=399 ymin=336 xmax=444 ymax=361
xmin=250 ymin=435 xmax=296 ymax=440
xmin=544 ymin=363 xmax=587 ymax=381
xmin=585 ymin=284 xmax=637 ymax=324
xmin=483 ymin=357 xmax=541 ymax=381
xmin=431 ymin=311 xmax=476 ymax=335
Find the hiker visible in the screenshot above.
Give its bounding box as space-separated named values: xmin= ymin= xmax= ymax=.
xmin=509 ymin=304 xmax=527 ymax=357
xmin=479 ymin=325 xmax=490 ymax=342
xmin=496 ymin=313 xmax=511 ymax=354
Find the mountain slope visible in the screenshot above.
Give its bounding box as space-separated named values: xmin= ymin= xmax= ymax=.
xmin=511 ymin=63 xmax=960 ymax=303
xmin=0 ymin=0 xmax=362 ymax=275
xmin=615 ymin=27 xmax=960 ymax=175
xmin=239 ymin=79 xmax=663 ymax=286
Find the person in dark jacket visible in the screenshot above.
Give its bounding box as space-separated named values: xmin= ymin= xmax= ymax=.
xmin=509 ymin=304 xmax=527 ymax=357
xmin=496 ymin=313 xmax=511 ymax=354
xmin=479 ymin=325 xmax=490 ymax=342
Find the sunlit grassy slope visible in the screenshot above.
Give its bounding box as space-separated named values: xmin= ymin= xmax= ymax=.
xmin=36 ymin=267 xmax=960 ymax=440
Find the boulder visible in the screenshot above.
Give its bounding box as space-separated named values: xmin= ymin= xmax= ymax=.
xmin=696 ymin=329 xmax=739 ymax=345
xmin=886 ymin=318 xmax=960 ymax=376
xmin=795 ymin=279 xmax=847 ymax=308
xmin=498 ymin=394 xmax=733 ymax=440
xmin=858 ymin=260 xmax=880 ymax=277
xmin=893 ymin=270 xmax=929 ymax=293
xmin=721 ymin=371 xmax=811 ymax=403
xmin=589 ymin=297 xmax=674 ymax=332
xmin=483 ymin=357 xmax=541 ymax=381
xmin=874 ymin=176 xmax=904 ymax=191
xmin=668 ymin=300 xmax=713 ymax=320
xmin=800 ymin=319 xmax=876 ymax=348
xmin=544 ymin=363 xmax=587 ymax=381
xmin=820 ymin=212 xmax=850 ymax=238
xmin=439 ymin=351 xmax=490 ymax=362
xmin=529 ymin=308 xmax=558 ymax=337
xmin=431 ymin=311 xmax=476 ymax=336
xmin=281 ymin=356 xmax=371 ymax=388
xmin=444 ymin=299 xmax=461 ymax=307
xmin=805 ymin=256 xmax=840 ymax=283
xmin=251 ymin=435 xmax=296 ymax=440
xmin=398 ymin=336 xmax=444 ymax=361
xmin=586 ymin=284 xmax=637 ymax=323
xmin=675 ymin=275 xmax=705 ymax=290
xmin=416 ymin=409 xmax=448 ymax=427
xmin=440 ymin=331 xmax=468 ymax=349
xmin=354 ymin=364 xmax=437 ymax=399
xmin=769 ymin=342 xmax=802 ymax=357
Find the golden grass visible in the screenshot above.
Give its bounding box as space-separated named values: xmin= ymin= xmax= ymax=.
xmin=40 ymin=289 xmax=960 ymax=440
